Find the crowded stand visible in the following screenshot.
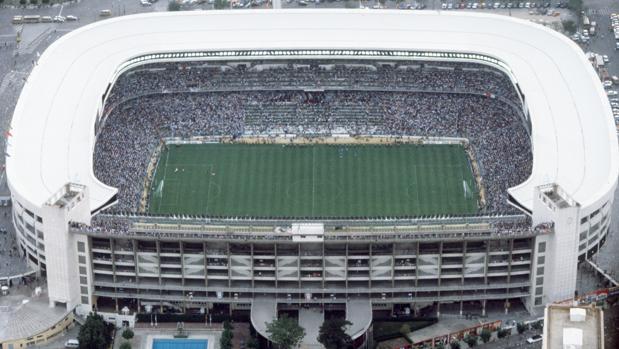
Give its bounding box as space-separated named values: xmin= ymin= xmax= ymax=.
xmin=94 ymin=59 xmax=532 ymax=216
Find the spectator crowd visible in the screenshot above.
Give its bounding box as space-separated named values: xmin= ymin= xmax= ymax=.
xmin=94 ymin=59 xmax=532 ymax=216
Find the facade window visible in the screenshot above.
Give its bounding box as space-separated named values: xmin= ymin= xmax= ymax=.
xmin=79 ymin=276 xmax=87 ymax=285
xmin=535 ymin=287 xmax=543 ymax=295
xmin=535 ymin=297 xmax=543 ymax=306
xmin=77 ymin=241 xmax=85 ymax=253
xmin=78 ymin=255 xmax=86 ymax=264
xmin=538 ymin=242 xmax=546 ymax=253
xmin=81 ymin=296 xmax=89 ymax=304
xmin=36 ymin=216 xmax=43 ymax=223
xmin=536 ymin=277 xmax=543 ymax=286
xmin=79 ymin=266 xmax=87 ymax=275
xmin=580 ymin=217 xmax=588 ymax=225
xmin=536 ymin=267 xmax=544 ymax=275
xmin=537 ymin=256 xmax=545 ymax=265
xmin=579 ymin=231 xmax=587 ymax=241
xmin=80 ymin=286 xmax=88 ymax=294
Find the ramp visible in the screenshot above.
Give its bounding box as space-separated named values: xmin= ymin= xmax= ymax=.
xmin=250 ymin=296 xmax=277 ymax=340
xmin=346 ymin=298 xmax=372 ymax=340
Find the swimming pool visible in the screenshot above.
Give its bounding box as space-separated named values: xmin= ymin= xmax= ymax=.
xmin=152 ymin=339 xmax=208 ymax=349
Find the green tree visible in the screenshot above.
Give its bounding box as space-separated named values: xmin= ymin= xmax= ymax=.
xmin=120 ymin=343 xmax=132 ymax=349
xmin=464 ymin=334 xmax=478 ymax=347
xmin=42 ymin=0 xmax=49 ymax=3
xmin=214 ymin=0 xmax=229 ymax=9
xmin=77 ymin=312 xmax=114 ymax=349
xmin=266 ymin=314 xmax=306 ymax=349
xmin=517 ymin=322 xmax=527 ymax=334
xmin=220 ymin=321 xmax=233 ymax=349
xmin=562 ymin=20 xmax=577 ymax=34
xmin=168 ymin=1 xmax=181 ymax=11
xmin=531 ymin=320 xmax=543 ymax=330
xmin=399 ymin=323 xmax=411 ymax=336
xmin=435 ymin=342 xmax=445 ymax=349
xmin=29 ymin=0 xmax=38 ymax=4
xmin=497 ymin=328 xmax=510 ymax=338
xmin=317 ymin=319 xmax=352 ymax=349
xmin=449 ymin=340 xmax=461 ymax=349
xmin=246 ymin=336 xmax=259 ymax=349
xmin=19 ymin=0 xmax=27 ymax=5
xmin=122 ymin=328 xmax=134 ymax=340
xmin=480 ymin=328 xmax=492 ymax=343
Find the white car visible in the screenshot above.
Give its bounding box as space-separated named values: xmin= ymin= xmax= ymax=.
xmin=66 ymin=15 xmax=78 ymax=21
xmin=64 ymin=339 xmax=79 ymax=348
xmin=604 ymin=81 xmax=614 ymax=88
xmin=526 ymin=335 xmax=542 ymax=344
xmin=53 ymin=15 xmax=65 ymax=22
xmin=607 ymin=90 xmax=619 ymax=96
xmin=140 ymin=0 xmax=152 ymax=5
xmin=603 ymin=55 xmax=610 ymax=63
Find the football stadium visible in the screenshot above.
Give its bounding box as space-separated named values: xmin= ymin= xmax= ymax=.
xmin=4 ymin=9 xmax=618 ymax=347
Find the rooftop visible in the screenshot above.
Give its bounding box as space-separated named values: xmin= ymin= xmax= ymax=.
xmin=543 ymin=304 xmax=604 ymax=349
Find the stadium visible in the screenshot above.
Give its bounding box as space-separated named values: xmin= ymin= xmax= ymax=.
xmin=4 ymin=9 xmax=618 ymax=346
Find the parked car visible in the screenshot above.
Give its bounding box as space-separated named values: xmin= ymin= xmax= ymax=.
xmin=66 ymin=15 xmax=78 ymax=21
xmin=64 ymin=339 xmax=79 ymax=348
xmin=526 ymin=335 xmax=542 ymax=344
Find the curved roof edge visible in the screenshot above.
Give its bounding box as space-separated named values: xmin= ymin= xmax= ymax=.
xmin=6 ymin=9 xmax=618 ymax=213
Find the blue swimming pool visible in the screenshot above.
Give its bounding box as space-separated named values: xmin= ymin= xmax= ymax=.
xmin=152 ymin=339 xmax=208 ymax=349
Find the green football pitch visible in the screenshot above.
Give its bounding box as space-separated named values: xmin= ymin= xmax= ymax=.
xmin=147 ymin=143 xmax=478 ymax=218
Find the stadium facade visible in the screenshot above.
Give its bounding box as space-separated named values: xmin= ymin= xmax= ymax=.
xmin=6 ymin=9 xmax=618 ymax=341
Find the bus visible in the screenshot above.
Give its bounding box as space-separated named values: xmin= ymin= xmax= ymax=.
xmin=11 ymin=16 xmax=23 ymax=24
xmin=22 ymin=15 xmax=41 ymax=24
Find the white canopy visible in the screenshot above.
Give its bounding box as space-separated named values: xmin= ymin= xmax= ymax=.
xmin=6 ymin=10 xmax=618 ymax=213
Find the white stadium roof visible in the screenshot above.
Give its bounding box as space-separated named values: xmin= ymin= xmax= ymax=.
xmin=6 ymin=9 xmax=618 ymax=213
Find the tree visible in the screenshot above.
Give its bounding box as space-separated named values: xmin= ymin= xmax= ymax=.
xmin=77 ymin=312 xmax=114 ymax=349
xmin=516 ymin=322 xmax=527 ymax=334
xmin=42 ymin=0 xmax=49 ymax=3
xmin=480 ymin=328 xmax=492 ymax=343
xmin=265 ymin=314 xmax=306 ymax=349
xmin=29 ymin=0 xmax=38 ymax=4
xmin=168 ymin=1 xmax=181 ymax=11
xmin=317 ymin=319 xmax=352 ymax=349
xmin=464 ymin=334 xmax=478 ymax=347
xmin=120 ymin=343 xmax=132 ymax=349
xmin=246 ymin=336 xmax=259 ymax=349
xmin=214 ymin=0 xmax=229 ymax=9
xmin=497 ymin=328 xmax=510 ymax=339
xmin=122 ymin=328 xmax=134 ymax=341
xmin=562 ymin=20 xmax=577 ymax=34
xmin=531 ymin=320 xmax=543 ymax=330
xmin=399 ymin=323 xmax=411 ymax=336
xmin=449 ymin=340 xmax=461 ymax=349
xmin=435 ymin=342 xmax=445 ymax=349
xmin=220 ymin=321 xmax=233 ymax=349
xmin=19 ymin=0 xmax=27 ymax=4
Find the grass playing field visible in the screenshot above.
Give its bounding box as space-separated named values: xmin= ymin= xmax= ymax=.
xmin=148 ymin=143 xmax=478 ymax=218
